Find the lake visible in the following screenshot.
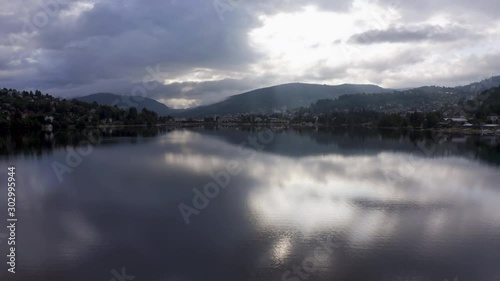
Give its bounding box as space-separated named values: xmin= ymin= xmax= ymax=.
xmin=1 ymin=127 xmax=500 ymax=281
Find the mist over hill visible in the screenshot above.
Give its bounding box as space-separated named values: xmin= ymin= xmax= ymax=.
xmin=76 ymin=93 xmax=174 ymax=116
xmin=178 ymin=83 xmax=389 ymax=117
xmin=76 ymin=77 xmax=500 ymax=118
xmin=457 ymin=76 xmax=500 ymax=95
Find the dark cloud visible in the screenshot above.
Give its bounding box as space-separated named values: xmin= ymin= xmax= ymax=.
xmin=246 ymin=0 xmax=352 ymax=15
xmin=349 ymin=25 xmax=475 ymax=44
xmin=374 ymin=0 xmax=500 ymax=19
xmin=45 ymin=75 xmax=282 ymax=108
xmin=0 ymin=0 xmax=499 ymax=106
xmin=2 ymin=0 xmax=264 ymax=90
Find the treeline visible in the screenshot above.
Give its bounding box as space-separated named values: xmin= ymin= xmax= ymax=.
xmin=0 ymin=88 xmax=172 ymax=130
xmin=0 ymin=127 xmax=169 ymax=157
xmin=290 ymin=110 xmax=443 ymax=129
xmin=309 ymin=90 xmax=461 ymax=113
xmin=471 ymin=85 xmax=500 ymax=119
xmin=376 ymin=111 xmax=442 ymax=129
xmin=303 ymin=85 xmax=500 ymax=127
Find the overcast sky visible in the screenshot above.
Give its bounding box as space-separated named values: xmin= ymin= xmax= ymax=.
xmin=2 ymin=0 xmax=500 ymax=108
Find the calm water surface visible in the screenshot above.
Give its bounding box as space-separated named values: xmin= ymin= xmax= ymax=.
xmin=1 ymin=128 xmax=500 ymax=281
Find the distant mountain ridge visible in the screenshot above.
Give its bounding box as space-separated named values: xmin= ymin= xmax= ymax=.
xmin=179 ymin=83 xmax=389 ymax=117
xmin=77 ymin=77 xmax=500 ymax=118
xmin=457 ymin=76 xmax=500 ymax=95
xmin=76 ymin=93 xmax=173 ymax=116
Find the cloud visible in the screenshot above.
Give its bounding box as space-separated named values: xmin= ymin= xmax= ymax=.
xmin=349 ymin=24 xmax=477 ymax=44
xmin=0 ymin=0 xmax=499 ymax=106
xmin=374 ymin=0 xmax=500 ymax=20
xmin=2 ymin=0 xmax=262 ymax=86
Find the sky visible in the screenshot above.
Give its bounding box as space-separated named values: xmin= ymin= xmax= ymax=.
xmin=1 ymin=0 xmax=500 ymax=108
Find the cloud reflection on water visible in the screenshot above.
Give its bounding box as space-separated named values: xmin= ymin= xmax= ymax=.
xmin=5 ymin=129 xmax=500 ymax=281
xmin=161 ymin=130 xmax=500 ymax=269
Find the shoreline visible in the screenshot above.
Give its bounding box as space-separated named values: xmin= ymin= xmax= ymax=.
xmin=3 ymin=123 xmax=499 ymax=137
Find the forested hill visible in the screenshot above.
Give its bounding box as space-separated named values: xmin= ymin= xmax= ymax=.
xmin=76 ymin=93 xmax=174 ymax=116
xmin=179 ymin=83 xmax=389 ymax=117
xmin=308 ymin=84 xmax=500 ymax=115
xmin=309 ymin=89 xmax=462 ymax=113
xmin=0 ymin=88 xmax=167 ymax=130
xmin=472 ymin=85 xmax=500 ymax=119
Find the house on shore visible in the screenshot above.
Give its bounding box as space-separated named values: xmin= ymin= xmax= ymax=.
xmin=443 ymin=117 xmax=468 ymax=127
xmin=487 ymin=115 xmax=498 ymax=123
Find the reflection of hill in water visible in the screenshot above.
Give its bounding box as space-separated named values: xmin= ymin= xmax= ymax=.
xmin=194 ymin=127 xmax=500 ymax=166
xmin=0 ymin=127 xmax=171 ymax=158
xmin=1 ymin=127 xmax=499 ymax=166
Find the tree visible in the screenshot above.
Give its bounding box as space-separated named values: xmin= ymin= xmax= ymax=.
xmin=408 ymin=111 xmax=424 ymax=129
xmin=76 ymin=119 xmax=87 ymax=129
xmin=424 ymin=112 xmax=441 ymax=129
xmin=127 ymin=107 xmax=138 ymax=121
